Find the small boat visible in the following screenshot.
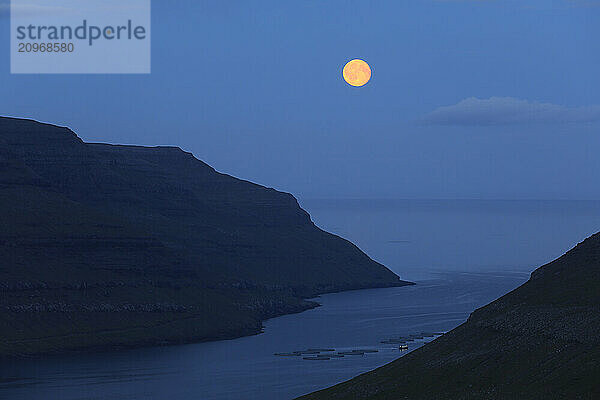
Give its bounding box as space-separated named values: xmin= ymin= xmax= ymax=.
xmin=398 ymin=344 xmax=409 ymax=350
xmin=354 ymin=349 xmax=378 ymax=353
xmin=303 ymin=357 xmax=330 ymax=360
xmin=338 ymin=351 xmax=365 ymax=356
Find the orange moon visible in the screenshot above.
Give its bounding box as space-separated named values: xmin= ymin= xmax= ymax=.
xmin=343 ymin=59 xmax=371 ymax=87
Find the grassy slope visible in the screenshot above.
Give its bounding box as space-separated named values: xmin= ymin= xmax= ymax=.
xmin=0 ymin=117 xmax=411 ymax=357
xmin=299 ymin=234 xmax=600 ymax=400
xmin=0 ymin=142 xmax=310 ymax=356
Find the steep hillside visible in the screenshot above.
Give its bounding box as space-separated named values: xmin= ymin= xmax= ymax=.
xmin=300 ymin=234 xmax=600 ymax=399
xmin=0 ymin=117 xmax=411 ymax=357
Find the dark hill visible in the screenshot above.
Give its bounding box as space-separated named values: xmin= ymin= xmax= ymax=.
xmin=299 ymin=234 xmax=600 ymax=399
xmin=0 ymin=117 xmax=411 ymax=357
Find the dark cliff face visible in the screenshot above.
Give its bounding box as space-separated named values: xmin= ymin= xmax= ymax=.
xmin=300 ymin=236 xmax=600 ymax=399
xmin=0 ymin=117 xmax=410 ymax=357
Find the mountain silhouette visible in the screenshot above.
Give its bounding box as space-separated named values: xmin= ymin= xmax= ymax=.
xmin=0 ymin=117 xmax=411 ymax=357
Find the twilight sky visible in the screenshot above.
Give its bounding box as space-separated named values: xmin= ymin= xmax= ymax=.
xmin=1 ymin=0 xmax=599 ymax=199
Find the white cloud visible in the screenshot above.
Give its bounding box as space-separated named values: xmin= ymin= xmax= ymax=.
xmin=434 ymin=0 xmax=600 ymax=6
xmin=421 ymin=97 xmax=600 ymax=126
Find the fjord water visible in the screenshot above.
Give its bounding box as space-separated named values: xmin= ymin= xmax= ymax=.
xmin=303 ymin=199 xmax=600 ymax=281
xmin=3 ymin=199 xmax=600 ymax=400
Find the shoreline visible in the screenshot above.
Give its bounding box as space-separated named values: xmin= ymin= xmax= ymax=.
xmin=2 ymin=280 xmax=414 ymax=361
xmin=2 ymin=272 xmax=521 ymax=400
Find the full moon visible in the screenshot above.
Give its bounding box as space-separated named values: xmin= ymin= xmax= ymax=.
xmin=343 ymin=59 xmax=371 ymax=87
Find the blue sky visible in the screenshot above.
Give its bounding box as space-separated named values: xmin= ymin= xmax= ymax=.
xmin=1 ymin=0 xmax=599 ymax=199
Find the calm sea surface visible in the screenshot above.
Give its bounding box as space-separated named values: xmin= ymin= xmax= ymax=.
xmin=3 ymin=199 xmax=600 ymax=400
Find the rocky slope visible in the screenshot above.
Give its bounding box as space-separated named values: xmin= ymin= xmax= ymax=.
xmin=0 ymin=117 xmax=411 ymax=357
xmin=299 ymin=234 xmax=600 ymax=399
